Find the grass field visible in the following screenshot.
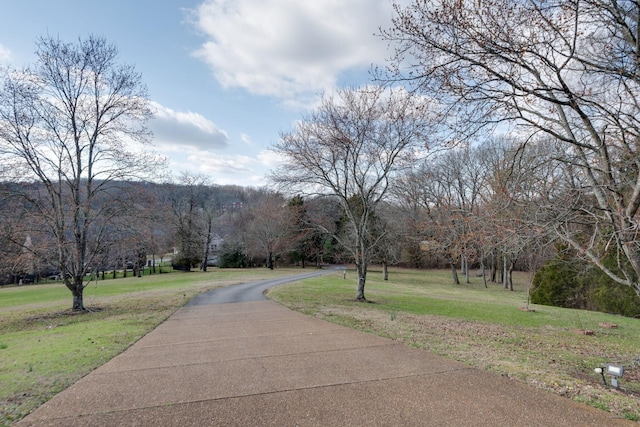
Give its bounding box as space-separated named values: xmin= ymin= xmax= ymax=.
xmin=2 ymin=267 xmax=639 ymax=424
xmin=267 ymin=268 xmax=640 ymax=422
xmin=0 ymin=268 xmax=303 ymax=426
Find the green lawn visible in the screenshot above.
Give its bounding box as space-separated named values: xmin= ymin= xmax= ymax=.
xmin=2 ymin=267 xmax=639 ymax=425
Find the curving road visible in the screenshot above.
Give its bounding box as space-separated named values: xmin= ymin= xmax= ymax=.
xmin=186 ymin=268 xmax=339 ymax=306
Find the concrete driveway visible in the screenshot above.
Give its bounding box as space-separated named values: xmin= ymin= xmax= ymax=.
xmin=17 ymin=274 xmax=634 ymax=426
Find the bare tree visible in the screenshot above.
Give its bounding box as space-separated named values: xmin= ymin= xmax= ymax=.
xmin=168 ymin=173 xmax=209 ymax=271
xmin=0 ymin=36 xmax=164 ymax=309
xmin=383 ymin=0 xmax=640 ymax=296
xmin=134 ymin=182 xmax=175 ymax=274
xmin=394 ymin=146 xmax=487 ymax=284
xmin=372 ymin=202 xmax=405 ymax=280
xmin=271 ymin=86 xmax=432 ymax=300
xmin=244 ymin=192 xmax=295 ymax=269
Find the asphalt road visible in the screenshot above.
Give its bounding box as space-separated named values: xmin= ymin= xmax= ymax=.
xmin=186 ymin=268 xmax=338 ymax=306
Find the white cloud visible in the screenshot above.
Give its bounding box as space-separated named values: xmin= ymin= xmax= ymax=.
xmin=167 ymin=148 xmax=268 ymax=186
xmin=0 ymin=43 xmax=11 ymax=63
xmin=257 ymin=148 xmax=285 ymax=169
xmin=189 ymin=151 xmax=255 ymax=174
xmin=149 ymin=101 xmax=230 ymax=151
xmin=191 ymin=0 xmax=395 ymax=101
xmin=240 ymin=133 xmax=253 ymax=146
xmin=147 ymin=102 xmax=276 ymax=186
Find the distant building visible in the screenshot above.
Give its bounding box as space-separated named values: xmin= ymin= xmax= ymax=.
xmin=208 ymin=233 xmax=224 ymax=254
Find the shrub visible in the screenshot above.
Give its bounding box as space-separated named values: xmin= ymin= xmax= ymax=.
xmin=218 ymin=241 xmax=248 ymax=268
xmin=531 ymin=258 xmax=588 ymax=308
xmin=532 ymin=252 xmax=640 ymax=317
xmin=171 ymin=255 xmax=200 ymax=271
xmin=586 ymin=272 xmax=640 ymax=317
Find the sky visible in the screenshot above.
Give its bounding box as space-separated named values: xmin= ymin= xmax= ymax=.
xmin=0 ymin=0 xmax=402 ymax=187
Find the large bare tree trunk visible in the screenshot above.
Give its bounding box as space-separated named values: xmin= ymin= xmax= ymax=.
xmin=464 ymin=256 xmax=470 ymax=284
xmin=503 ymin=254 xmax=509 ymax=290
xmin=482 ymin=263 xmax=487 ymax=288
xmin=480 ymin=252 xmax=488 ymax=288
xmin=450 ymin=260 xmax=460 ymax=285
xmin=490 ymin=250 xmax=497 ymax=283
xmin=67 ymin=278 xmax=84 ymax=311
xmin=202 ymin=216 xmax=213 ymax=272
xmin=508 ymin=264 xmax=514 ymax=292
xmin=356 ymin=262 xmax=367 ymax=301
xmin=267 ymin=252 xmax=274 ymax=270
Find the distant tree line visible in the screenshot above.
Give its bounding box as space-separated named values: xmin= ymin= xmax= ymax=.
xmin=4 ymin=0 xmax=640 ymax=317
xmin=1 ymin=134 xmax=638 ymax=317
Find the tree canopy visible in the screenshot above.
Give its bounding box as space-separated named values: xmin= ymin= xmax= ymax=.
xmin=0 ymin=35 xmax=165 ymax=309
xmin=382 ymin=0 xmax=640 ymax=296
xmin=271 ymin=86 xmax=434 ymax=300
